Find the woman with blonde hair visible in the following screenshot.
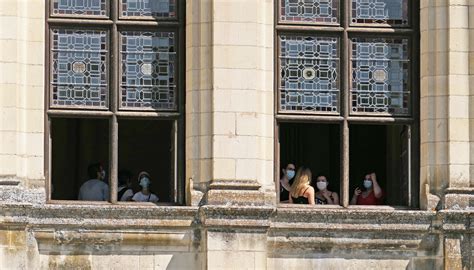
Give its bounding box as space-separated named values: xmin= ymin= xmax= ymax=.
xmin=289 ymin=167 xmax=315 ymax=205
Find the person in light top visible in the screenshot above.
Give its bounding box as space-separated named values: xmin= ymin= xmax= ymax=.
xmin=132 ymin=171 xmax=159 ymax=203
xmin=78 ymin=163 xmax=109 ymax=201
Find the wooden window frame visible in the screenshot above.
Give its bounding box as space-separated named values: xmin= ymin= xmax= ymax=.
xmin=44 ymin=0 xmax=186 ymax=205
xmin=274 ymin=0 xmax=420 ymax=208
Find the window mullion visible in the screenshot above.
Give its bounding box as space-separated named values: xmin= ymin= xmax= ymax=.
xmin=341 ymin=0 xmax=350 ymax=208
xmin=109 ymin=0 xmax=119 ymax=203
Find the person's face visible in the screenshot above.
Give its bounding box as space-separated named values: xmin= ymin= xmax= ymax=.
xmin=316 ymin=176 xmax=327 ymax=184
xmin=286 ymin=164 xmax=295 ymax=172
xmin=364 ymin=174 xmax=371 ymax=181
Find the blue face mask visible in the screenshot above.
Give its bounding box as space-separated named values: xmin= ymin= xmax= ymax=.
xmin=363 ymin=180 xmax=372 ymax=189
xmin=286 ymin=170 xmax=295 ymax=180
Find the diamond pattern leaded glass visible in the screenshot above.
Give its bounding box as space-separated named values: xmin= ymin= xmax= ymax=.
xmin=280 ymin=0 xmax=339 ymax=23
xmin=352 ymin=0 xmax=409 ymax=26
xmin=280 ymin=35 xmax=339 ymax=113
xmin=121 ymin=31 xmax=176 ymax=110
xmin=122 ymin=0 xmax=176 ymax=18
xmin=51 ymin=29 xmax=108 ymax=108
xmin=52 ymin=0 xmax=107 ymax=16
xmin=351 ymin=38 xmax=409 ymax=115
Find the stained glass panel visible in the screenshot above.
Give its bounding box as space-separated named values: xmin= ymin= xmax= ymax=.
xmin=280 ymin=0 xmax=339 ymax=23
xmin=52 ymin=0 xmax=107 ymax=16
xmin=121 ymin=31 xmax=176 ymax=110
xmin=351 ymin=38 xmax=409 ymax=115
xmin=51 ymin=29 xmax=108 ymax=108
xmin=280 ymin=35 xmax=339 ymax=113
xmin=122 ymin=0 xmax=176 ymax=18
xmin=352 ymin=0 xmax=408 ymax=26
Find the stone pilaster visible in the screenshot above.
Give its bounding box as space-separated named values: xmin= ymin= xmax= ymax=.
xmin=0 ymin=0 xmax=45 ymax=188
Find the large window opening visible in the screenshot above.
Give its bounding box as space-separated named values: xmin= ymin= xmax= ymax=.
xmin=118 ymin=120 xmax=174 ymax=203
xmin=279 ymin=123 xmax=340 ymax=201
xmin=51 ymin=118 xmax=109 ymax=200
xmin=349 ymin=124 xmax=410 ymax=206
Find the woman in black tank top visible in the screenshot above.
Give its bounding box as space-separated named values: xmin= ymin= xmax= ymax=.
xmin=289 ymin=167 xmax=315 ymax=205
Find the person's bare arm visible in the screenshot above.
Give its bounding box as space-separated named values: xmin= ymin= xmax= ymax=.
xmin=307 ymin=186 xmax=315 ymax=205
xmin=371 ymin=173 xmax=382 ymax=199
xmin=350 ymin=187 xmax=361 ymax=205
xmin=331 ymin=192 xmax=339 ymax=205
xmin=289 ymin=194 xmax=293 ymax=204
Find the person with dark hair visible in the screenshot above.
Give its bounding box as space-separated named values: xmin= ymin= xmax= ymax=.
xmin=132 ymin=171 xmax=159 ymax=203
xmin=118 ymin=170 xmax=134 ymax=201
xmin=280 ymin=163 xmax=296 ymax=202
xmin=313 ymin=175 xmax=339 ymax=205
xmin=350 ymin=172 xmax=384 ymax=205
xmin=78 ymin=163 xmax=109 ymax=201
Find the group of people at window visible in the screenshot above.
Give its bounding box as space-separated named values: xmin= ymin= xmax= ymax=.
xmin=78 ymin=163 xmax=159 ymax=202
xmin=280 ymin=164 xmax=384 ymax=205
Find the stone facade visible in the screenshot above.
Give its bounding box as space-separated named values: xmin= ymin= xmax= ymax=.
xmin=0 ymin=0 xmax=472 ymax=269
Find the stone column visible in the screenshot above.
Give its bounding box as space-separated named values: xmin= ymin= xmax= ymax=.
xmin=186 ymin=0 xmax=274 ymax=206
xmin=0 ymin=0 xmax=45 ymax=189
xmin=420 ymin=0 xmax=474 ymax=210
xmin=421 ymin=1 xmax=474 ymax=269
xmin=186 ymin=0 xmax=274 ymax=269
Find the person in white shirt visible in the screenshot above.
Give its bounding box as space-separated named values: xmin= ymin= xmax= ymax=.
xmin=118 ymin=170 xmax=134 ymax=201
xmin=78 ymin=163 xmax=109 ymax=201
xmin=132 ymin=171 xmax=159 ymax=203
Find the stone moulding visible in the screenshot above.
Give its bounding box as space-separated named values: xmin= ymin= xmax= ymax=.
xmin=0 ymin=200 xmax=471 ymax=257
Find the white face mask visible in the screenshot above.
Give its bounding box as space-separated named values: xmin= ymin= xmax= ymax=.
xmin=316 ymin=181 xmax=327 ymax=191
xmin=363 ymin=180 xmax=372 ymax=189
xmin=100 ymin=169 xmax=106 ymax=180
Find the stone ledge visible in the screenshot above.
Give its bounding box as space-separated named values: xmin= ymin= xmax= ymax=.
xmin=208 ymin=179 xmax=261 ymax=190
xmin=199 ymin=205 xmax=274 ymax=229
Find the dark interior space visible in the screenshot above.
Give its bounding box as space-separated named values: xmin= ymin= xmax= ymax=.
xmin=279 ymin=123 xmax=341 ymax=198
xmin=118 ymin=119 xmax=173 ymax=203
xmin=349 ymin=124 xmax=409 ymax=206
xmin=51 ymin=118 xmax=109 ymax=200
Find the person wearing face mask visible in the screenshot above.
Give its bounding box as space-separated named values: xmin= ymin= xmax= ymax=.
xmin=78 ymin=163 xmax=109 ymax=201
xmin=313 ymin=175 xmax=339 ymax=205
xmin=132 ymin=171 xmax=159 ymax=203
xmin=350 ymin=172 xmax=384 ymax=205
xmin=280 ymin=163 xmax=296 ymax=202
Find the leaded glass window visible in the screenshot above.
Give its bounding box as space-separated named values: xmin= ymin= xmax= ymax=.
xmin=275 ymin=0 xmax=419 ymax=208
xmin=120 ymin=31 xmax=176 ymax=110
xmin=351 ymin=38 xmax=409 ymax=115
xmin=51 ymin=29 xmax=108 ymax=108
xmin=351 ymin=0 xmax=409 ymax=26
xmin=52 ymin=0 xmax=107 ymax=16
xmin=280 ymin=0 xmax=339 ymax=23
xmin=122 ymin=0 xmax=177 ymax=18
xmin=279 ymin=35 xmax=340 ymax=112
xmin=47 ymin=0 xmax=184 ymax=204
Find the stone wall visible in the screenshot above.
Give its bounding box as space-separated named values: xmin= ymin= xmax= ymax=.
xmin=0 ymin=0 xmax=472 ymax=269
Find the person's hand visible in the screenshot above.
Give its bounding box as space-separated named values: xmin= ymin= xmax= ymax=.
xmin=370 ymin=172 xmax=377 ymax=182
xmin=354 ymin=187 xmax=361 ymax=196
xmin=321 ymin=190 xmax=331 ymax=199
